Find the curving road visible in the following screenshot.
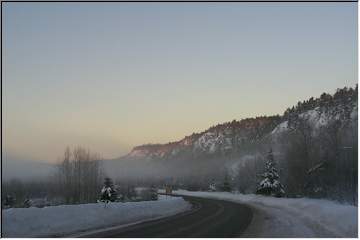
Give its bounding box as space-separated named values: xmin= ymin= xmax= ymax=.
xmin=79 ymin=195 xmax=253 ymax=238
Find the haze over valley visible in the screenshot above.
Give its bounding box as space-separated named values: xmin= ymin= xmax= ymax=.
xmin=2 ymin=3 xmax=357 ymax=238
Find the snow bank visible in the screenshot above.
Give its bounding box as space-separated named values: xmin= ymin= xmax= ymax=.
xmin=2 ymin=195 xmax=191 ymax=237
xmin=172 ymin=190 xmax=357 ymax=237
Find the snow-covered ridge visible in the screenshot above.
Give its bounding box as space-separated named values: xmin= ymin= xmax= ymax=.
xmin=2 ymin=196 xmax=191 ymax=237
xmin=173 ymin=190 xmax=357 ymax=237
xmin=125 ymin=116 xmax=281 ymax=160
xmin=121 ymin=87 xmax=357 ymax=162
xmin=271 ymin=120 xmax=288 ymax=135
xmin=271 ymin=101 xmax=357 ymax=139
xmin=194 ymin=132 xmax=226 ymax=153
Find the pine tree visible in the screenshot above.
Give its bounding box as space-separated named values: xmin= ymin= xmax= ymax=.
xmin=209 ymin=182 xmax=216 ymax=192
xmin=150 ymin=185 xmax=158 ymax=200
xmin=100 ymin=177 xmax=117 ymax=203
xmin=256 ymin=149 xmax=285 ymax=197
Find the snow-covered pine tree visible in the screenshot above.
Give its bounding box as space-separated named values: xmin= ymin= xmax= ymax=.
xmin=256 ymin=149 xmax=285 ymax=197
xmin=209 ymin=182 xmax=216 ymax=192
xmin=100 ymin=177 xmax=117 ymax=203
xmin=23 ymin=198 xmax=31 ymax=208
xmin=150 ymin=185 xmax=158 ymax=201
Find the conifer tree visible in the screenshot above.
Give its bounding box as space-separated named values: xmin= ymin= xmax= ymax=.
xmin=150 ymin=185 xmax=158 ymax=200
xmin=100 ymin=177 xmax=117 ymax=203
xmin=256 ymin=149 xmax=285 ymax=197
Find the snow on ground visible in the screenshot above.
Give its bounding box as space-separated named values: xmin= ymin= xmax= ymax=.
xmin=2 ymin=195 xmax=191 ymax=237
xmin=173 ymin=190 xmax=357 ymax=237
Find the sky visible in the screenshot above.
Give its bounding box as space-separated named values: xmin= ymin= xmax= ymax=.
xmin=3 ymin=3 xmax=357 ymax=163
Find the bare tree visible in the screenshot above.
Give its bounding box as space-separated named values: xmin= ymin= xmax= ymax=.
xmin=56 ymin=147 xmax=103 ymax=204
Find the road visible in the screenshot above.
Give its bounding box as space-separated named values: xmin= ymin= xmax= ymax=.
xmin=79 ymin=195 xmax=253 ymax=238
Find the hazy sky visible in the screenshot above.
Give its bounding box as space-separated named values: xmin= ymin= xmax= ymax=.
xmin=3 ymin=3 xmax=357 ymax=162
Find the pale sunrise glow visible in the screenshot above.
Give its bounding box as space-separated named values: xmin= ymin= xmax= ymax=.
xmin=3 ymin=3 xmax=357 ymax=162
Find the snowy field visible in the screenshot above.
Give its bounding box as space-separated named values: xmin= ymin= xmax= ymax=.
xmin=2 ymin=195 xmax=191 ymax=237
xmin=172 ymin=190 xmax=358 ymax=238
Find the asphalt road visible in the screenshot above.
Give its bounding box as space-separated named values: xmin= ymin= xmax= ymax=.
xmin=80 ymin=195 xmax=253 ymax=238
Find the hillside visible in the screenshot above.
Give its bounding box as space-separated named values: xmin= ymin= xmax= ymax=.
xmin=103 ymin=86 xmax=357 ymax=202
xmin=125 ymin=115 xmax=282 ymax=160
xmin=115 ymin=86 xmax=357 ymax=162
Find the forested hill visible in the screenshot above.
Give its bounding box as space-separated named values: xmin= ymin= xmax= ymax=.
xmin=118 ymin=85 xmax=357 ymax=162
xmin=104 ymin=85 xmax=357 ymax=202
xmin=126 ymin=115 xmax=282 ymax=160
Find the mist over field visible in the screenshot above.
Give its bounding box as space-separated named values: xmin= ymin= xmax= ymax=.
xmin=3 ymin=157 xmax=55 ymax=180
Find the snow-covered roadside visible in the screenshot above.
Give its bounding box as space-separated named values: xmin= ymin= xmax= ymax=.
xmin=2 ymin=195 xmax=191 ymax=237
xmin=172 ymin=190 xmax=357 ymax=237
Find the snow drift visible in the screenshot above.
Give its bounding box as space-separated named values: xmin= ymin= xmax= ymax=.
xmin=172 ymin=190 xmax=357 ymax=237
xmin=2 ymin=195 xmax=191 ymax=237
